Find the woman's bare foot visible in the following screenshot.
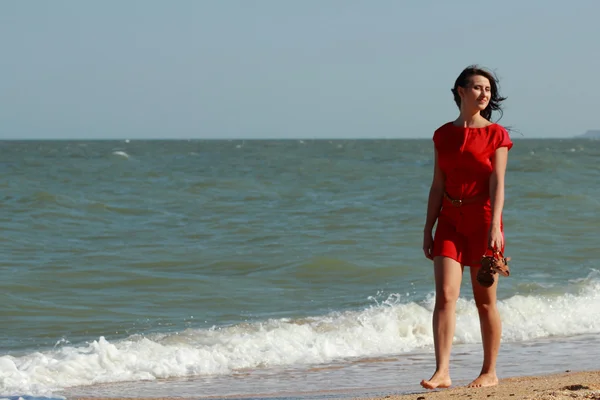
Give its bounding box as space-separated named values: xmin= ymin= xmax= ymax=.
xmin=467 ymin=372 xmax=498 ymax=388
xmin=420 ymin=371 xmax=452 ymax=389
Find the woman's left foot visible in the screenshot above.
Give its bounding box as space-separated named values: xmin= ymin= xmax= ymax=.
xmin=467 ymin=372 xmax=498 ymax=388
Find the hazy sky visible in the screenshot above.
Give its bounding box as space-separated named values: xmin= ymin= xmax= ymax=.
xmin=2 ymin=1 xmax=598 ymax=139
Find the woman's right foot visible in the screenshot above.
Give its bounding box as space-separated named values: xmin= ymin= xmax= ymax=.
xmin=420 ymin=371 xmax=452 ymax=389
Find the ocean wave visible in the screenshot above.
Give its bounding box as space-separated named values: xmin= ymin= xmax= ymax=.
xmin=111 ymin=151 xmax=130 ymax=159
xmin=2 ymin=277 xmax=599 ymax=396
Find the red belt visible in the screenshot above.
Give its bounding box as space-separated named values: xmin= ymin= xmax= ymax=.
xmin=443 ymin=191 xmax=488 ymax=207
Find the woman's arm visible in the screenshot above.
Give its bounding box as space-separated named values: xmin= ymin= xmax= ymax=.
xmin=489 ymin=147 xmax=509 ymax=228
xmin=424 ymin=149 xmax=445 ymax=232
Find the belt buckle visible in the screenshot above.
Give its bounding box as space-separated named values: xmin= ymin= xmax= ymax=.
xmin=451 ymin=198 xmax=463 ymax=207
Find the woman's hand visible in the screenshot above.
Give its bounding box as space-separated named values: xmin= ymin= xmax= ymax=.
xmin=488 ymin=224 xmax=504 ymax=252
xmin=423 ymin=230 xmax=434 ymax=260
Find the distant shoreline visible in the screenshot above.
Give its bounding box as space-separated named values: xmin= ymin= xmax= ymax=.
xmin=577 ymin=129 xmax=600 ymax=138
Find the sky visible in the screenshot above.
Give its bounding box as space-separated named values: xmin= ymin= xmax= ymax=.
xmin=1 ymin=0 xmax=599 ymax=139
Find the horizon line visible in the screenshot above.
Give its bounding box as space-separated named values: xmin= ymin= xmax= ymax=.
xmin=0 ymin=136 xmax=581 ymax=141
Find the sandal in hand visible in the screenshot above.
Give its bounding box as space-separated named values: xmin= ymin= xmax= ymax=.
xmin=477 ymin=251 xmax=511 ymax=288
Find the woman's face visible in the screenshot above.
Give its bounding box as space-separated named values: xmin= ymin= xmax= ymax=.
xmin=459 ymin=74 xmax=491 ymax=113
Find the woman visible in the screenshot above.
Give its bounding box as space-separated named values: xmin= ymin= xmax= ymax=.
xmin=421 ymin=65 xmax=513 ymax=389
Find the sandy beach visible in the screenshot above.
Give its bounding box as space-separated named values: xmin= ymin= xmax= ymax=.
xmin=364 ymin=370 xmax=600 ymax=400
xmin=71 ymin=370 xmax=600 ymax=400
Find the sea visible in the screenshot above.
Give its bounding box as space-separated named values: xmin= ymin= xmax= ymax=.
xmin=1 ymin=138 xmax=599 ymax=399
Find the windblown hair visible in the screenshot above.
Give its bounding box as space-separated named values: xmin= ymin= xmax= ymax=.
xmin=451 ymin=65 xmax=507 ymax=122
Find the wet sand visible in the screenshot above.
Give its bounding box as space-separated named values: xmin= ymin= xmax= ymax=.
xmin=72 ymin=370 xmax=600 ymax=400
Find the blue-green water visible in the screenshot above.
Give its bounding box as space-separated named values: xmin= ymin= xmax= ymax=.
xmin=1 ymin=139 xmax=599 ymax=398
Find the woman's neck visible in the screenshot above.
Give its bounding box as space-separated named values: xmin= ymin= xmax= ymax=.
xmin=455 ymin=111 xmax=489 ymax=128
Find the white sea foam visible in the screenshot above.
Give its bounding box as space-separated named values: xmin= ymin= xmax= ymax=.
xmin=1 ymin=278 xmax=599 ymax=396
xmin=111 ymin=151 xmax=129 ymax=158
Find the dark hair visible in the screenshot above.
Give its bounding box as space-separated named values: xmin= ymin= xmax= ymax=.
xmin=451 ymin=65 xmax=506 ymax=122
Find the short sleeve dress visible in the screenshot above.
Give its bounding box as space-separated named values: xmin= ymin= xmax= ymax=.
xmin=431 ymin=122 xmax=513 ymax=267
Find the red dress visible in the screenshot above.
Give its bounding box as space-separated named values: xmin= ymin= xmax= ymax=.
xmin=432 ymin=122 xmax=513 ymax=266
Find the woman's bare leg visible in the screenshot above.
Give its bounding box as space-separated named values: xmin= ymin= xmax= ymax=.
xmin=467 ymin=266 xmax=501 ymax=388
xmin=421 ymin=256 xmax=463 ymax=389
